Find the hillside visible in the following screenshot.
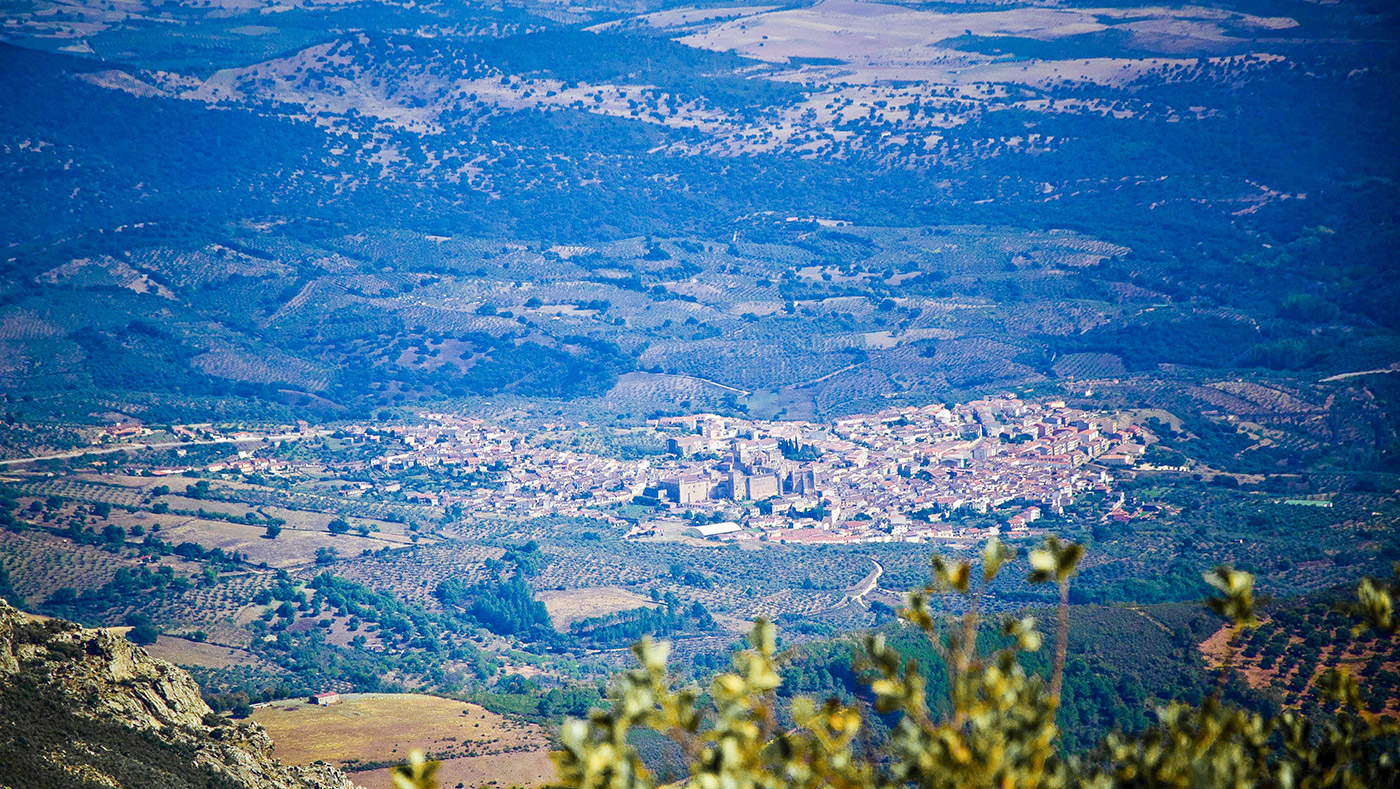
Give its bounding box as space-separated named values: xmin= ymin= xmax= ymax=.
xmin=0 ymin=597 xmax=355 ymax=789
xmin=0 ymin=0 xmax=1397 ymax=433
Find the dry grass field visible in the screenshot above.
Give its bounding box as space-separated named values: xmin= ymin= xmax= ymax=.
xmin=252 ymin=693 xmax=553 ymax=787
xmin=160 ymin=494 xmax=260 ymax=515
xmin=260 ymin=505 xmax=412 ymax=539
xmin=143 ymin=634 xmax=269 ymax=670
xmin=354 ymin=751 xmax=557 ymax=789
xmin=153 ymin=517 xmax=398 ymax=567
xmin=536 ymin=586 xmax=657 ymax=627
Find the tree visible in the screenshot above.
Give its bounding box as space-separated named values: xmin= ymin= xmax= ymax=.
xmin=315 ymin=546 xmax=339 ymax=565
xmin=328 ymin=518 xmax=350 ymax=535
xmin=101 ymin=524 xmax=126 ymax=546
xmin=124 ymin=613 xmax=159 ymax=646
xmin=127 ymin=623 xmax=159 ymax=645
xmin=47 ymin=588 xmax=77 ymax=606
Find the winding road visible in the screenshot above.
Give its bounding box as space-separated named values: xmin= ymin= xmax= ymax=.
xmin=845 ymin=559 xmax=885 ymax=604
xmin=1320 ymin=366 xmax=1400 ymax=383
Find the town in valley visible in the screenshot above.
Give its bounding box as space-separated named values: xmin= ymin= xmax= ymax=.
xmin=17 ymin=395 xmax=1158 ymax=550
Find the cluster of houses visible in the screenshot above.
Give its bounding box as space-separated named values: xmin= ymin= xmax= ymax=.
xmin=96 ymin=395 xmax=1148 ymax=550
xmin=634 ymin=397 xmax=1143 ymax=544
xmin=273 ymin=397 xmax=1147 ymax=546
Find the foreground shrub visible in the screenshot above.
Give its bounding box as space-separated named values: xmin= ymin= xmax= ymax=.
xmin=394 ymin=538 xmax=1400 ymax=789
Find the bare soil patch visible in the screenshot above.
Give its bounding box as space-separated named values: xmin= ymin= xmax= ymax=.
xmin=537 ymin=586 xmax=657 ymax=627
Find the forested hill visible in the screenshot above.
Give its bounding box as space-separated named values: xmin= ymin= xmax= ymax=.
xmin=1 ymin=0 xmax=1398 ymax=426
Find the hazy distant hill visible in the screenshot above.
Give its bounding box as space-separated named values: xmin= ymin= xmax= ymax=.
xmin=1 ymin=0 xmax=1398 ymax=433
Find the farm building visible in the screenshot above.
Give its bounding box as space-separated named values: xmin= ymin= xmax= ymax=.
xmin=684 ymin=521 xmax=741 ymax=539
xmin=310 ymin=692 xmax=341 ymax=706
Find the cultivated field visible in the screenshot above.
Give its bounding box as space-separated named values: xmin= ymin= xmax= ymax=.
xmin=143 ymin=634 xmax=269 ymax=670
xmin=0 ymin=529 xmax=139 ymax=603
xmin=1201 ymin=618 xmax=1400 ymax=714
xmin=252 ymin=693 xmax=553 ymax=786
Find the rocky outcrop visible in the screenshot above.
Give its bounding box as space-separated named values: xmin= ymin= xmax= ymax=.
xmin=0 ymin=598 xmax=358 ymax=789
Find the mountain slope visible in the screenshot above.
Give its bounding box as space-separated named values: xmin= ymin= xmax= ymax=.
xmin=0 ymin=598 xmax=356 ymax=789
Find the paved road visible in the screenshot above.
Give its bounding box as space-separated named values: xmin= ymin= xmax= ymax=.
xmin=1320 ymin=367 xmax=1400 ymax=382
xmin=0 ymin=431 xmax=321 ymax=467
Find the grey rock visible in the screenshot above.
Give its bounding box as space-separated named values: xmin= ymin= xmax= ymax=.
xmin=0 ymin=597 xmax=360 ymax=789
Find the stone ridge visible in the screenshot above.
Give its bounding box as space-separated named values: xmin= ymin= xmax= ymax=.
xmin=0 ymin=597 xmax=359 ymax=789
